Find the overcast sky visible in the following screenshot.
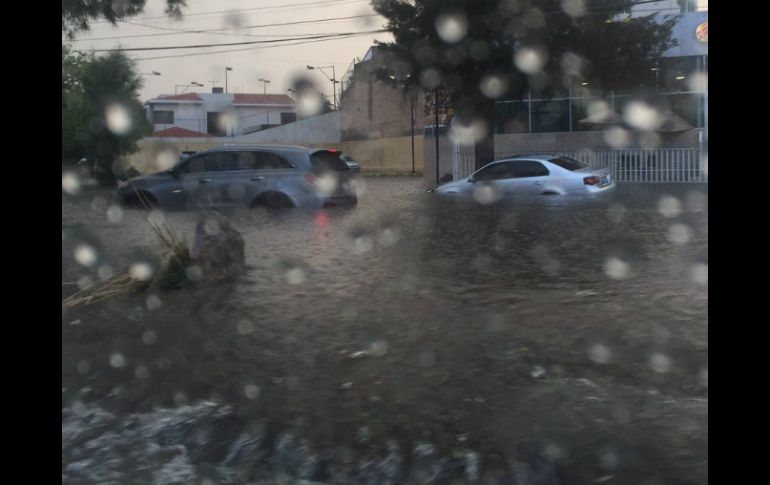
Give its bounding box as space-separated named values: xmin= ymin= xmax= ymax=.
xmin=66 ymin=0 xmax=393 ymax=102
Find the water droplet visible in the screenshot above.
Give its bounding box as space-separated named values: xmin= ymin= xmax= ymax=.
xmin=77 ymin=360 xmax=91 ymax=375
xmin=561 ymin=0 xmax=586 ymax=18
xmin=514 ymin=47 xmax=547 ymax=74
xmin=379 ymin=226 xmax=400 ymax=246
xmin=599 ymin=449 xmax=619 ymax=470
xmin=155 ymin=149 xmax=177 ymax=171
xmin=603 ymin=257 xmax=630 ymax=280
xmin=623 ymin=101 xmax=662 ymax=131
xmin=648 ymin=353 xmax=671 ymax=373
xmin=560 ymin=52 xmax=585 ymax=77
xmin=688 ymin=71 xmax=708 ymax=92
xmin=543 ymin=443 xmax=563 ymax=461
xmin=698 ymin=368 xmax=708 ymax=388
xmin=146 ymin=294 xmax=162 ymax=311
xmin=185 ymin=265 xmax=203 ymax=281
xmin=420 ymin=68 xmax=443 ymax=90
xmin=296 ymin=91 xmax=323 ymax=117
xmin=62 ymin=172 xmax=82 ymax=195
xmin=449 ymin=118 xmax=488 ymax=146
xmin=472 ymin=184 xmax=503 ymax=205
xmin=435 ymin=12 xmax=468 ymax=44
xmin=667 ymin=223 xmax=692 ymax=244
xmin=97 ymin=265 xmax=114 ymax=280
xmin=77 ymin=276 xmax=94 ymax=290
xmin=353 ymin=235 xmax=374 ymax=255
xmin=237 ymin=319 xmax=255 ymax=335
xmin=531 ymin=365 xmax=546 ymax=379
xmin=105 ymin=103 xmax=132 ymax=136
xmin=147 ymin=210 xmax=166 ymax=227
xmin=316 ymin=173 xmax=338 ymax=194
xmin=606 ymin=203 xmax=626 ymax=224
xmin=587 ymin=100 xmax=613 ymax=121
xmin=657 ymin=195 xmax=682 ymax=218
xmin=142 ymin=330 xmax=158 ymax=345
xmin=286 ymin=267 xmax=307 ymax=285
xmin=639 ymin=132 xmax=661 ymax=149
xmin=603 ymin=126 xmax=630 ymax=148
xmin=109 ymin=353 xmax=127 ymax=369
xmin=479 ymin=75 xmax=508 ymax=99
xmin=130 ymin=262 xmax=154 ymax=281
xmin=174 ymin=391 xmax=188 ymax=407
xmin=134 ymin=365 xmax=150 ymax=380
xmin=106 ymin=205 xmax=124 ymax=224
xmin=74 ymin=244 xmax=97 ymax=267
xmin=686 ymin=191 xmax=707 ymax=212
xmin=241 ymin=383 xmax=261 ymax=400
xmin=690 ymin=263 xmax=708 ymax=286
xmin=588 ymin=344 xmax=612 ymax=364
xmin=370 ymin=340 xmax=389 ymax=357
xmin=90 ymin=196 xmax=108 ymax=212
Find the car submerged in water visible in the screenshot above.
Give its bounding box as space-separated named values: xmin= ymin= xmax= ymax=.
xmin=116 ymin=144 xmax=358 ymax=210
xmin=433 ymin=155 xmax=616 ymax=198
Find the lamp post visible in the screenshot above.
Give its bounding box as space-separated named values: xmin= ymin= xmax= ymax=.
xmin=225 ymin=66 xmax=233 ymax=93
xmin=141 ymin=71 xmax=161 ymax=76
xmin=174 ymin=82 xmax=204 ymax=95
xmin=258 ymin=78 xmax=271 ymax=94
xmin=306 ymin=65 xmax=338 ymax=110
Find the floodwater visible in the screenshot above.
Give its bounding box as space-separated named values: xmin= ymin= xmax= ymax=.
xmin=62 ymin=177 xmax=707 ymax=484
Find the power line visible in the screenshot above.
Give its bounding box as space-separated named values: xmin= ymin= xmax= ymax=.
xmin=91 ymin=0 xmax=368 ymax=24
xmin=131 ymin=31 xmax=388 ymax=61
xmin=82 ymin=29 xmax=387 ymax=52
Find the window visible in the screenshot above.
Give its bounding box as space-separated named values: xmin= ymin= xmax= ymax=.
xmin=474 ymin=163 xmax=509 ymax=181
xmin=281 ymin=112 xmax=297 ymax=124
xmin=255 ymin=151 xmax=295 ymax=170
xmin=152 ymin=111 xmax=174 ymax=124
xmin=510 ymin=160 xmax=550 ymax=178
xmin=207 ymin=112 xmax=227 ymax=136
xmin=549 ymin=156 xmax=589 ymax=171
xmin=495 ymin=101 xmax=529 ymax=134
xmin=310 ymin=150 xmax=350 ymax=172
xmin=531 ymin=100 xmax=570 ymax=133
xmin=175 ymin=153 xmax=221 ymax=174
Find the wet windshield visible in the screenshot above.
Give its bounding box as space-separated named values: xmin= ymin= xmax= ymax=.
xmin=63 ymin=1 xmax=707 ymax=484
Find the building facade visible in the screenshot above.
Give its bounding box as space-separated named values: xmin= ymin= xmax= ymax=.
xmin=144 ymin=92 xmax=297 ymax=137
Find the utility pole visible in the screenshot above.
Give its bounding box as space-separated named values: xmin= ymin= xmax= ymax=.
xmin=434 ymin=89 xmax=440 ymax=186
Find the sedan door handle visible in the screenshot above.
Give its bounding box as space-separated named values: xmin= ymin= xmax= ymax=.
xmin=533 ymin=181 xmax=541 ymax=186
xmin=198 ymin=178 xmax=212 ymax=184
xmin=251 ymin=176 xmax=265 ymax=181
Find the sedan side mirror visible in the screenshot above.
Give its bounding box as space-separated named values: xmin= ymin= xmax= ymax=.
xmin=468 ymin=176 xmax=475 ymax=183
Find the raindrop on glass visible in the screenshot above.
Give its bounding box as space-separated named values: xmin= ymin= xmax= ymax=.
xmin=106 ymin=205 xmax=124 ymax=224
xmin=514 ymin=47 xmax=547 ymax=74
xmin=603 ymin=257 xmax=630 ymax=280
xmin=109 ymin=352 xmax=127 ymax=369
xmin=105 ymin=103 xmax=133 ymax=136
xmin=588 ymin=344 xmax=612 ymax=364
xmin=74 ymin=244 xmax=97 ymax=267
xmin=435 ymin=12 xmax=468 ymax=44
xmin=142 ymin=330 xmax=158 ymax=345
xmin=667 ymin=223 xmax=692 ymax=244
xmin=657 ymin=195 xmax=682 ymax=218
xmin=62 ymin=172 xmax=82 ymax=195
xmin=146 ymin=294 xmax=162 ymax=311
xmin=244 ymin=384 xmax=261 ymax=400
xmin=286 ymin=266 xmax=307 ymax=285
xmin=648 ymin=353 xmax=671 ymax=373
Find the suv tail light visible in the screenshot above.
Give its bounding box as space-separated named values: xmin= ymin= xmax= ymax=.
xmin=583 ymin=176 xmax=600 ymax=185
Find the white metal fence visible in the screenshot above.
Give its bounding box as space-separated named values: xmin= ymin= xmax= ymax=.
xmin=483 ymin=148 xmax=709 ymax=183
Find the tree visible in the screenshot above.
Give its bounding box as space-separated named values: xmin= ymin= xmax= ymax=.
xmin=62 ymin=0 xmax=187 ymax=39
xmin=371 ymin=0 xmax=678 ymax=170
xmin=62 ymin=46 xmax=151 ymax=183
xmin=319 ymin=93 xmax=334 ymax=114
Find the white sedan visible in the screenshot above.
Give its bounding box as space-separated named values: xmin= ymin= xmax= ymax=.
xmin=434 ymin=155 xmax=616 ymax=198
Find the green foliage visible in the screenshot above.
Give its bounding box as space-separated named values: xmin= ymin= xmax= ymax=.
xmin=62 ymin=46 xmax=151 ymax=183
xmin=62 ymin=0 xmax=188 ymax=39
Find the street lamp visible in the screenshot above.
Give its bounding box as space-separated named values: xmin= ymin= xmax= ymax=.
xmin=258 ymin=78 xmax=271 ymax=94
xmin=141 ymin=71 xmax=162 ymax=76
xmin=307 ymin=65 xmax=339 ymax=110
xmin=225 ymin=66 xmax=233 ymax=93
xmin=174 ymin=82 xmax=204 ymax=95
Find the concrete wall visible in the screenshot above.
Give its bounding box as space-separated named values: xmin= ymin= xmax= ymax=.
xmin=493 ymin=129 xmax=703 ymax=156
xmin=422 ymin=134 xmax=455 ymax=188
xmin=232 ymin=111 xmax=341 ymax=144
xmin=338 ymin=135 xmax=423 ymax=173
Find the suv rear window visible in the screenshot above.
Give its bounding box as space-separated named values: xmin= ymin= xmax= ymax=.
xmin=549 ymin=156 xmax=590 ymax=171
xmin=310 ymin=150 xmax=350 ymax=172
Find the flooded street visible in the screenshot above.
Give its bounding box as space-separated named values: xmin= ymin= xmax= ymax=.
xmin=62 ymin=178 xmax=707 ymax=484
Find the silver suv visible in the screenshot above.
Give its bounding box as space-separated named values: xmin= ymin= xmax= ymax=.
xmin=117 ymin=145 xmax=357 ymax=210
